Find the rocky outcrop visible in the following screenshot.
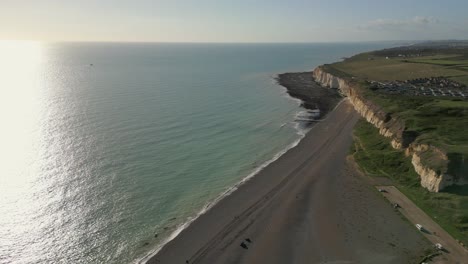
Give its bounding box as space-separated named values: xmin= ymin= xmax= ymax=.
xmin=405 ymin=144 xmax=451 ymax=191
xmin=312 ymin=67 xmax=463 ymax=192
xmin=276 ymin=72 xmax=341 ymax=115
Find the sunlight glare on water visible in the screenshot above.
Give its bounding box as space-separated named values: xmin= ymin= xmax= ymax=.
xmin=0 ymin=41 xmax=47 ymax=263
xmin=0 ymin=42 xmax=393 ymax=264
xmin=0 ymin=41 xmax=44 ymax=183
xmin=0 ymin=41 xmax=81 ymax=264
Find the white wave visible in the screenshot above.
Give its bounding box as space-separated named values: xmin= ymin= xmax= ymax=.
xmin=137 ymin=132 xmax=306 ymax=264
xmin=295 ymin=110 xmax=311 ymax=119
xmin=271 ymin=74 xmax=304 ymax=106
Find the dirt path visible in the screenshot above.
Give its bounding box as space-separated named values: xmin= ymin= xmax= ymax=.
xmin=376 ymin=186 xmax=468 ymax=263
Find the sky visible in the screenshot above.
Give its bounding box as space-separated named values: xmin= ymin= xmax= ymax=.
xmin=1 ymin=0 xmax=468 ymax=42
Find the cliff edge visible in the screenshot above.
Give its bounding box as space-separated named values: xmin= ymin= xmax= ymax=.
xmin=313 ymin=67 xmax=467 ymax=192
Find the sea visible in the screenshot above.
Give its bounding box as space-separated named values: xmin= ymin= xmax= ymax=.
xmin=0 ymin=41 xmax=394 ymax=264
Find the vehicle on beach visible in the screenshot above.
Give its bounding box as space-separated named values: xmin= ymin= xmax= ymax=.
xmin=416 ymin=224 xmax=424 ymax=231
xmin=435 ymin=243 xmax=443 ymax=250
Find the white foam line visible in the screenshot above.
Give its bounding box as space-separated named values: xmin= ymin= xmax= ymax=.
xmin=272 ymin=74 xmax=305 ymax=106
xmin=136 ymin=132 xmax=304 ymax=264
xmin=137 ymin=77 xmax=346 ymax=264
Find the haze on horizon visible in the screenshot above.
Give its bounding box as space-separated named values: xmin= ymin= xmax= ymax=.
xmin=1 ymin=0 xmax=468 ymax=43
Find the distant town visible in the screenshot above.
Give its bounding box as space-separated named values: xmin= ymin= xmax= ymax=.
xmin=368 ymin=77 xmax=467 ymax=98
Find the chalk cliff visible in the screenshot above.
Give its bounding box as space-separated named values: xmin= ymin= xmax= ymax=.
xmin=312 ymin=67 xmax=466 ymax=192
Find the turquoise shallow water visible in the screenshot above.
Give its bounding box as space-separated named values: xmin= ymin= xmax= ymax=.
xmin=0 ymin=42 xmax=393 ymax=264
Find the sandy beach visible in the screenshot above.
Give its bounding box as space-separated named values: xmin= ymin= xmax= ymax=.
xmin=147 ymin=74 xmax=429 ymax=264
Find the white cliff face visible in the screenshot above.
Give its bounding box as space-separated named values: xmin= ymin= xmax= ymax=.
xmin=412 ymin=153 xmax=448 ymax=192
xmin=405 ymin=144 xmax=451 ymax=192
xmin=313 ymin=68 xmax=348 ymax=90
xmin=312 ymin=68 xmax=405 ymax=148
xmin=312 ymin=67 xmax=461 ymax=192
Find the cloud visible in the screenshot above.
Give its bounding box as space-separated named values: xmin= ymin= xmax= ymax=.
xmin=358 ymin=16 xmax=438 ymax=31
xmin=413 ymin=16 xmax=438 ymax=24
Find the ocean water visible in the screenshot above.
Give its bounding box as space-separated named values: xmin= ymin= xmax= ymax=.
xmin=0 ymin=42 xmax=393 ymax=264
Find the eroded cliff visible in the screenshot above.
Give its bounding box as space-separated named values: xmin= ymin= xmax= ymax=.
xmin=312 ymin=67 xmax=466 ymax=192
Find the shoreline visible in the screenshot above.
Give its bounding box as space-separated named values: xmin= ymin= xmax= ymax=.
xmin=138 ymin=135 xmax=306 ymax=264
xmin=139 ymin=72 xmax=336 ymax=263
xmin=145 ymin=72 xmax=428 ymax=264
xmin=276 ymin=72 xmax=342 ymax=114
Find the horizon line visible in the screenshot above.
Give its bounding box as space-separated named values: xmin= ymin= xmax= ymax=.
xmin=0 ymin=39 xmax=459 ymax=44
xmin=1 ymin=39 xmax=467 ymax=45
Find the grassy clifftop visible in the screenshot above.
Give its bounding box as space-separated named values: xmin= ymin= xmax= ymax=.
xmin=331 ymin=52 xmax=468 ymax=83
xmin=352 ymin=119 xmax=468 ymax=246
xmin=328 ymin=44 xmax=468 ymax=179
xmin=333 ymin=42 xmax=468 ymax=84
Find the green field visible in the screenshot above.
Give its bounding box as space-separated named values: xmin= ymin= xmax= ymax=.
xmin=330 ymin=51 xmax=468 ymax=85
xmin=452 ymin=75 xmax=468 ymax=85
xmin=352 ymin=119 xmax=468 ymax=246
xmin=408 ymin=58 xmax=468 ymax=67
